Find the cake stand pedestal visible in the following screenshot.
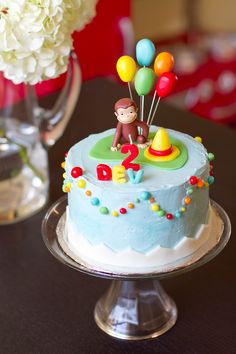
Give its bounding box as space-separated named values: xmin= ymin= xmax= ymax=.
xmin=42 ymin=196 xmax=231 ymax=341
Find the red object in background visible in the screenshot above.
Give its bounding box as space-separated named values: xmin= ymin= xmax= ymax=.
xmin=0 ymin=0 xmax=131 ymax=108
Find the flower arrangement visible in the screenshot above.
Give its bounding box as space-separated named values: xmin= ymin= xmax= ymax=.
xmin=0 ymin=0 xmax=97 ymax=84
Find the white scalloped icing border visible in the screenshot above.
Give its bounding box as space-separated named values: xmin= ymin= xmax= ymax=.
xmin=57 ymin=204 xmax=223 ymax=274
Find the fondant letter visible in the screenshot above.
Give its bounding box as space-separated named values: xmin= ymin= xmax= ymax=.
xmin=97 ymin=164 xmax=112 ymax=181
xmin=112 ymin=165 xmax=127 ymax=183
xmin=127 ymin=168 xmax=144 ymax=184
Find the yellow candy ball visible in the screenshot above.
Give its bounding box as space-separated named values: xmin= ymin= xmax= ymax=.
xmin=112 ymin=211 xmax=119 ymax=217
xmin=63 ymin=172 xmax=67 ymax=179
xmin=65 ymin=182 xmax=72 ymax=192
xmin=181 ymin=207 xmax=186 ymax=213
xmin=195 ymin=136 xmax=202 ymax=143
xmin=78 ymin=179 xmax=86 ymax=188
xmin=151 ymin=203 xmax=160 ymax=212
xmin=205 ymin=182 xmax=209 ymax=187
xmin=61 ymin=161 xmax=65 ymax=169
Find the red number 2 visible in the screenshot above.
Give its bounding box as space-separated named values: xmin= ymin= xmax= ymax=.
xmin=121 ymin=144 xmax=140 ymax=171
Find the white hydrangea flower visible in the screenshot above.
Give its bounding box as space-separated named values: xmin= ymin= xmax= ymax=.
xmin=0 ymin=0 xmax=97 ymax=84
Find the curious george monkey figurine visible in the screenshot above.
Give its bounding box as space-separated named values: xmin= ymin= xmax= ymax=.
xmin=111 ymin=98 xmax=149 ymax=151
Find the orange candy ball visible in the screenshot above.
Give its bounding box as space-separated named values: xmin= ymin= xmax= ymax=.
xmin=197 ymin=179 xmax=204 ymax=188
xmin=128 ymin=203 xmax=134 ymax=209
xmin=85 ymin=190 xmax=92 ymax=196
xmin=184 ymin=197 xmax=191 ymax=205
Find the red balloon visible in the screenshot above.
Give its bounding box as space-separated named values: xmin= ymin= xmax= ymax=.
xmin=155 ymin=72 xmax=178 ymax=98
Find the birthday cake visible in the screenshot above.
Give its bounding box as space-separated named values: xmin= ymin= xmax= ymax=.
xmin=59 ymin=39 xmax=221 ymax=273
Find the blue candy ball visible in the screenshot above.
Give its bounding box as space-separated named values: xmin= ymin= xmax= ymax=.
xmin=207 ymin=176 xmax=215 ymax=185
xmin=174 ymin=211 xmax=182 ymax=219
xmin=91 ymin=197 xmax=100 ymax=206
xmin=140 ymin=191 xmax=151 ymax=200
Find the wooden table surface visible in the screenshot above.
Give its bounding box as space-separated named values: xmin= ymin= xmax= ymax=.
xmin=1 ymin=79 xmax=236 ymax=354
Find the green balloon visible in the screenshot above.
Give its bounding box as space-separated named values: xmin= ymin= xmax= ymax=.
xmin=134 ymin=67 xmax=155 ymax=96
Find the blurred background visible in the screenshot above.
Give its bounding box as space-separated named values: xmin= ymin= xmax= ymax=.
xmin=2 ymin=0 xmax=236 ymax=130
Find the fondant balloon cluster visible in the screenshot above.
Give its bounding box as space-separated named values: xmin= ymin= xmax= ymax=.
xmin=116 ymin=39 xmax=178 ymax=126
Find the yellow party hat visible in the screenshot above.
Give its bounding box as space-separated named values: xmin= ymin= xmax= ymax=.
xmin=144 ymin=127 xmax=180 ymax=162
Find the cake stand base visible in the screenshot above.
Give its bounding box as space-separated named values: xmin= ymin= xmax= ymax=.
xmin=42 ymin=196 xmax=231 ymax=341
xmin=94 ymin=279 xmax=177 ymax=340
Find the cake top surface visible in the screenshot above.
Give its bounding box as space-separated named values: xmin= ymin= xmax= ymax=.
xmin=66 ymin=126 xmax=208 ymax=191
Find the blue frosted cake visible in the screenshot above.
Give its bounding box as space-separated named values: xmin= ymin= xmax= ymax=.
xmin=60 ymin=125 xmax=218 ymax=272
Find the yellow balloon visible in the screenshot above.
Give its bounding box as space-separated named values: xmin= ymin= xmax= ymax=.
xmin=116 ymin=56 xmax=136 ymax=82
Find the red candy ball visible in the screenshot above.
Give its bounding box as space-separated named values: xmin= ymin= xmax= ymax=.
xmin=71 ymin=167 xmax=83 ymax=178
xmin=210 ymin=171 xmax=214 ymax=176
xmin=166 ymin=213 xmax=173 ymax=220
xmin=119 ymin=208 xmax=127 ymax=214
xmin=64 ymin=151 xmax=68 ymax=157
xmin=189 ymin=176 xmax=198 ymax=185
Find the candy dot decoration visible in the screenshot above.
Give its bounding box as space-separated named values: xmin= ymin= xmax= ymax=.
xmin=100 ymin=207 xmax=109 ymax=215
xmin=181 ymin=207 xmax=186 ymax=213
xmin=77 ymin=179 xmax=86 ymax=189
xmin=208 ymin=153 xmax=215 ymax=161
xmin=166 ymin=213 xmax=173 ymax=220
xmin=63 ymin=172 xmax=67 ymax=179
xmin=184 ymin=197 xmax=191 ymax=205
xmin=195 ymin=136 xmax=202 ymax=143
xmin=157 ymin=210 xmax=166 ymax=217
xmin=197 ymin=179 xmax=204 ymax=188
xmin=91 ymin=197 xmax=100 ymax=206
xmin=187 ymin=188 xmax=193 ymax=195
xmin=61 ymin=161 xmax=65 ymax=169
xmin=190 ymin=176 xmax=198 ymax=185
xmin=149 ymin=197 xmax=155 ymax=203
xmin=71 ymin=167 xmax=83 ymax=179
xmin=85 ymin=190 xmax=92 ymax=196
xmin=141 ymin=191 xmax=151 ymax=200
xmin=208 ymin=176 xmax=215 ymax=185
xmin=120 ymin=208 xmax=127 ymax=214
xmin=174 ymin=211 xmax=182 ymax=219
xmin=185 ymin=196 xmax=192 ymax=205
xmin=128 ymin=203 xmax=134 ymax=209
xmin=151 ymin=203 xmax=160 ymax=212
xmin=112 ymin=211 xmax=119 ymax=217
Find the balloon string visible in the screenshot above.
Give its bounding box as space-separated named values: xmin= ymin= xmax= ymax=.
xmin=128 ymin=82 xmax=133 ymax=100
xmin=139 ymin=95 xmax=144 ymax=135
xmin=149 ymin=96 xmax=161 ymax=126
xmin=141 ymin=95 xmax=144 ymax=122
xmin=147 ymin=91 xmax=157 ymax=126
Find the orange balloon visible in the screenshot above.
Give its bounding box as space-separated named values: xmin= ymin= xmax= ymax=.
xmin=154 ymin=52 xmax=174 ymax=76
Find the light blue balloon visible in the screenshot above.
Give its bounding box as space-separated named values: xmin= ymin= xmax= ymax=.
xmin=136 ymin=39 xmax=155 ymax=66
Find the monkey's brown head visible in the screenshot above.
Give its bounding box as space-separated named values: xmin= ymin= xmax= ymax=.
xmin=114 ymin=98 xmax=137 ymax=124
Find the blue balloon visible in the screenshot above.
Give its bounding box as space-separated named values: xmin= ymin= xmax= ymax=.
xmin=136 ymin=39 xmax=155 ymax=67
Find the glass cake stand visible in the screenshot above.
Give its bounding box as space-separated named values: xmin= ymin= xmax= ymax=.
xmin=42 ymin=196 xmax=231 ymax=341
